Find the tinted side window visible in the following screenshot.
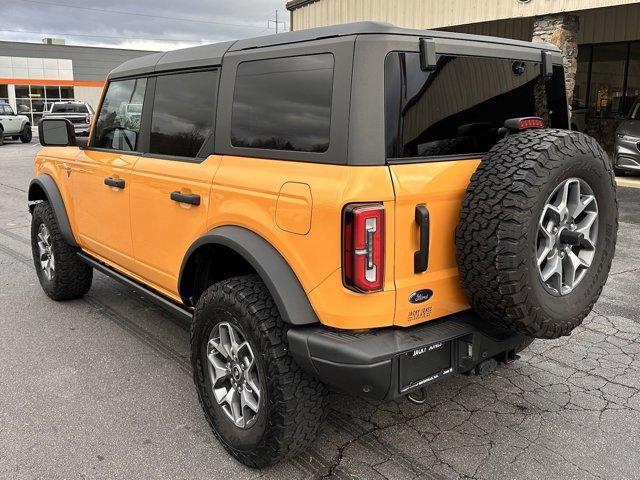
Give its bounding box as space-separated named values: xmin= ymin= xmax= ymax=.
xmin=385 ymin=53 xmax=569 ymax=159
xmin=150 ymin=70 xmax=217 ymax=158
xmin=231 ymin=54 xmax=333 ymax=153
xmin=92 ymin=78 xmax=147 ymax=152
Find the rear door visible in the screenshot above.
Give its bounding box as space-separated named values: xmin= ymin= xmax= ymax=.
xmin=385 ymin=48 xmax=569 ymax=327
xmin=129 ymin=69 xmax=221 ymax=296
xmin=72 ymin=77 xmax=147 ymax=272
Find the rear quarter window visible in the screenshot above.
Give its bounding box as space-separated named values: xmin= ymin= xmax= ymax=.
xmin=230 ymin=54 xmax=334 ymax=153
xmin=385 ymin=52 xmax=569 ymax=159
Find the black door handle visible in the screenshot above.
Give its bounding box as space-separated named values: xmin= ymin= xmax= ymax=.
xmin=104 ymin=177 xmax=125 ymax=189
xmin=170 ymin=191 xmax=200 ymax=206
xmin=414 ymin=204 xmax=429 ymax=273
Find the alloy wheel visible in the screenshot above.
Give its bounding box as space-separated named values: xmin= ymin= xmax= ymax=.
xmin=206 ymin=322 xmax=261 ymax=428
xmin=37 ymin=223 xmax=55 ymax=280
xmin=536 ymin=177 xmax=598 ymax=296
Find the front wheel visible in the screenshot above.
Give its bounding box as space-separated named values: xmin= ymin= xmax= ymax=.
xmin=191 ymin=275 xmax=327 ymax=468
xmin=20 ymin=125 xmax=32 ymax=143
xmin=31 ymin=201 xmax=93 ymax=300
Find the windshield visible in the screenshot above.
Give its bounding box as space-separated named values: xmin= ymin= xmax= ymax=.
xmin=51 ymin=103 xmax=88 ymax=114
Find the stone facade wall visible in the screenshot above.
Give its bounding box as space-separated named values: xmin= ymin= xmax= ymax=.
xmin=532 ymin=14 xmax=580 ymax=105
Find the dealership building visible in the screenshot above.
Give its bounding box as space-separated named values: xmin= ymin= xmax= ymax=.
xmin=287 ymin=0 xmax=640 ymax=151
xmin=0 ymin=39 xmax=155 ymax=125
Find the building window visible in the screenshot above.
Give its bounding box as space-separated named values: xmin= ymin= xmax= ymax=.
xmin=0 ymin=84 xmax=8 ymax=103
xmin=576 ymin=41 xmax=640 ymax=119
xmin=627 ymin=43 xmax=640 ymax=114
xmin=13 ymin=84 xmax=75 ymax=124
xmin=588 ymin=44 xmax=627 ymax=118
xmin=60 ymin=86 xmax=74 ymax=99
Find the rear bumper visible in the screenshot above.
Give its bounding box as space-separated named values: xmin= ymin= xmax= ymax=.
xmin=73 ymin=124 xmax=90 ymax=136
xmin=288 ymin=310 xmax=526 ymax=400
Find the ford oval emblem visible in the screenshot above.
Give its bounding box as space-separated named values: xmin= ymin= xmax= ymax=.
xmin=409 ymin=289 xmax=433 ymax=304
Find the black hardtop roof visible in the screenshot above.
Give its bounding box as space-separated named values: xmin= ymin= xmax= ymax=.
xmin=108 ymin=21 xmax=558 ymax=80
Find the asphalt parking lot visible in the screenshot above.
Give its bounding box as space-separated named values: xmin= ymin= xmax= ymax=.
xmin=1 ymin=138 xmax=639 ymax=480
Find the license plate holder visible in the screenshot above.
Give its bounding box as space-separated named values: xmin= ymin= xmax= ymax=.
xmin=399 ymin=340 xmax=453 ymax=393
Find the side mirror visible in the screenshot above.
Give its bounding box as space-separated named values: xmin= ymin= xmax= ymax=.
xmin=38 ymin=118 xmax=77 ymax=147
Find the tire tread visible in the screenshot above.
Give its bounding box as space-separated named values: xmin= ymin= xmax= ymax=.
xmin=31 ymin=201 xmax=92 ymax=300
xmin=191 ymin=274 xmax=327 ymax=468
xmin=455 ymin=129 xmax=618 ymax=339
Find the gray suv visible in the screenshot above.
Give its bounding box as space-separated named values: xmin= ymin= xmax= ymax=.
xmin=615 ymin=99 xmax=640 ymax=175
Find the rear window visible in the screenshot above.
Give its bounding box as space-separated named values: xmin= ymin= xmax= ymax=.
xmin=385 ymin=53 xmax=569 ymax=159
xmin=51 ymin=103 xmax=88 ymax=113
xmin=231 ymin=54 xmax=333 ymax=153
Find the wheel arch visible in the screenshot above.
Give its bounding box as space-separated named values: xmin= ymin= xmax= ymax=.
xmin=28 ymin=174 xmax=79 ymax=247
xmin=179 ymin=226 xmax=319 ymax=326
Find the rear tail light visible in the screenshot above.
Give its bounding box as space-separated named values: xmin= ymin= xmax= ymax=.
xmin=343 ymin=203 xmax=385 ymax=292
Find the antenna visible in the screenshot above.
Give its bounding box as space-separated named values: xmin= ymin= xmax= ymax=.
xmin=268 ymin=10 xmax=287 ymax=34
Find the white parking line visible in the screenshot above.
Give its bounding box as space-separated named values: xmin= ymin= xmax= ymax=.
xmin=617 ymin=177 xmax=640 ymax=189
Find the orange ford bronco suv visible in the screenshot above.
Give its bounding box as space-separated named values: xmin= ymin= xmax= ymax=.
xmin=29 ymin=22 xmax=618 ymax=467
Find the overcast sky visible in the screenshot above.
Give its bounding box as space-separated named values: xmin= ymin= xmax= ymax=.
xmin=2 ymin=0 xmax=289 ymax=51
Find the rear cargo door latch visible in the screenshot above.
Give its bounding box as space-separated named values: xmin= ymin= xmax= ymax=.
xmin=414 ymin=204 xmax=429 ymax=273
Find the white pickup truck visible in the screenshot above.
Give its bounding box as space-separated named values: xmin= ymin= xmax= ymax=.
xmin=41 ymin=101 xmax=94 ymax=137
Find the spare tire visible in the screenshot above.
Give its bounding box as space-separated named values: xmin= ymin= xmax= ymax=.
xmin=456 ymin=129 xmax=618 ymax=339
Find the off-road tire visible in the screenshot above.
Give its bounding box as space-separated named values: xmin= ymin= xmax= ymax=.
xmin=516 ymin=336 xmax=534 ymax=353
xmin=20 ymin=125 xmax=32 ymax=143
xmin=191 ymin=274 xmax=327 ymax=468
xmin=0 ymin=127 xmax=4 ymax=146
xmin=456 ymin=129 xmax=618 ymax=339
xmin=31 ymin=201 xmax=93 ymax=300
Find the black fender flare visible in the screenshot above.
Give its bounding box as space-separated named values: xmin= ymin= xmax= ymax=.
xmin=178 ymin=226 xmax=319 ymax=326
xmin=28 ymin=174 xmax=79 ymax=247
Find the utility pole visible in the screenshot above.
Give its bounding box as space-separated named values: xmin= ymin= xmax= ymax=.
xmin=268 ymin=10 xmax=287 ymax=33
